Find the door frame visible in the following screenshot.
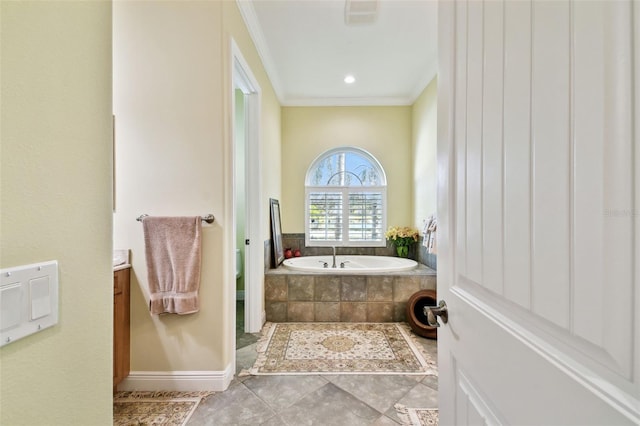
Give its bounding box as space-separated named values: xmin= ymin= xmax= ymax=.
xmin=230 ymin=38 xmax=264 ymax=339
xmin=436 ymin=1 xmax=456 ymax=423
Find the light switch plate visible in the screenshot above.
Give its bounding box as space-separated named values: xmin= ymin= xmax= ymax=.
xmin=30 ymin=276 xmax=51 ymax=320
xmin=0 ymin=261 xmax=58 ymax=347
xmin=0 ymin=284 xmax=22 ymax=331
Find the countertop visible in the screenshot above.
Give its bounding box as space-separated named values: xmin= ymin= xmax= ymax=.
xmin=113 ymin=249 xmax=130 ymax=272
xmin=114 ymin=263 xmax=131 ymax=272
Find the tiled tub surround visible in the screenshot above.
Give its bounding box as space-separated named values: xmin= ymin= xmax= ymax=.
xmin=264 ymin=265 xmax=436 ymax=323
xmin=281 ymin=233 xmax=437 ymax=271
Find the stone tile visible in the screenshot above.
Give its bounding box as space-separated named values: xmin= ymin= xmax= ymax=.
xmin=327 ymin=374 xmax=423 ymax=414
xmin=259 ymin=414 xmax=289 ymax=426
xmin=385 ymin=384 xmax=439 ymax=423
xmin=192 ymin=307 xmax=443 ymax=426
xmin=265 ymin=301 xmax=287 ymax=322
xmin=315 ymin=302 xmax=341 ymax=322
xmin=243 ymin=375 xmax=328 ymax=412
xmin=421 ymin=252 xmax=437 ymax=270
xmin=236 ymin=332 xmax=258 ymax=350
xmin=393 ymin=302 xmax=408 ymax=322
xmin=393 ymin=277 xmax=421 ymax=302
xmin=188 ymin=382 xmax=276 ymax=425
xmin=385 ymin=382 xmax=439 ymax=423
xmin=282 ymin=234 xmax=305 ymax=253
xmin=234 ymin=342 xmax=258 ymax=380
xmin=340 ymin=247 xmax=360 ymax=255
xmin=413 ymin=335 xmax=438 ymax=360
xmin=265 ymin=275 xmax=287 ymax=301
xmin=288 ymin=302 xmax=315 ymax=322
xmin=367 ymin=302 xmax=394 ymax=322
xmin=374 ymin=247 xmax=396 ymax=257
xmin=422 ymin=374 xmax=439 ymax=391
xmin=419 ymin=275 xmax=437 ymax=291
xmin=304 ymin=247 xmax=321 ymax=256
xmin=278 ymin=383 xmax=382 ymax=426
xmin=341 ymin=302 xmax=367 ymax=322
xmin=282 ymin=232 xmax=305 ymax=239
xmin=264 ymin=239 xmax=272 ymax=272
xmin=288 ymin=276 xmax=314 ymax=301
xmin=315 ymin=276 xmax=341 ymax=301
xmin=367 ymin=276 xmax=394 ymax=301
xmin=373 ymin=414 xmax=402 ymax=425
xmin=341 ymin=276 xmax=367 ymax=301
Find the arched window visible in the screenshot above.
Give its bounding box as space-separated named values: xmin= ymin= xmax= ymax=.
xmin=305 ymin=147 xmax=387 ymax=247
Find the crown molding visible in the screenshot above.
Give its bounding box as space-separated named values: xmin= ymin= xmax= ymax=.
xmin=236 ymin=0 xmax=284 ymax=103
xmin=236 ymin=0 xmax=437 ymax=108
xmin=280 ymin=96 xmax=415 ymax=107
xmin=408 ymin=68 xmax=438 ymax=104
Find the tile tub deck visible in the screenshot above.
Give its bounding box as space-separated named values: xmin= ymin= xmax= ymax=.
xmin=264 ymin=264 xmax=436 ymax=323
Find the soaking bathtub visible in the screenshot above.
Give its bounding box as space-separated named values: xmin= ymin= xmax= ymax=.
xmin=282 ymin=255 xmax=417 ymax=274
xmin=266 ymin=255 xmax=434 ymax=322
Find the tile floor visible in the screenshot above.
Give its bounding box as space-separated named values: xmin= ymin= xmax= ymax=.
xmin=189 ymin=309 xmax=438 ymax=425
xmin=236 ymin=301 xmax=259 ymax=350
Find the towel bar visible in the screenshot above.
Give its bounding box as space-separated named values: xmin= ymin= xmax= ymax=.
xmin=136 ymin=214 xmax=215 ymax=224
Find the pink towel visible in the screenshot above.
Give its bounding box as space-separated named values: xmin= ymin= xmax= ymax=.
xmin=142 ymin=216 xmax=202 ymax=315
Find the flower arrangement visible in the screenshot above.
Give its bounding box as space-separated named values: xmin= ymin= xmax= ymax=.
xmin=385 ymin=226 xmax=419 ymax=258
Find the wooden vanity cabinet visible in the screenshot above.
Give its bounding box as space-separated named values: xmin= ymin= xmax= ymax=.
xmin=113 ymin=267 xmax=130 ymax=389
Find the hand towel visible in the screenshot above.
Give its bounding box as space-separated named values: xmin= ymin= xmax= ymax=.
xmin=422 ymin=216 xmax=437 ymax=254
xmin=427 ymin=218 xmax=437 ymax=254
xmin=143 ymin=216 xmax=202 ymax=315
xmin=422 ymin=216 xmax=433 ymax=248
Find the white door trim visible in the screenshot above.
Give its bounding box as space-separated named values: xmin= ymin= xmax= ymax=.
xmin=230 ymin=38 xmax=264 ymax=340
xmin=436 ymin=1 xmax=456 ymax=423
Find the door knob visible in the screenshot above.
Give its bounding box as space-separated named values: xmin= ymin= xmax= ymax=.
xmin=424 ymin=300 xmax=448 ymax=327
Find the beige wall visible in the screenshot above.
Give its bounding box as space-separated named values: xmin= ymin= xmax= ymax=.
xmin=412 ymin=77 xmax=438 ymax=229
xmin=113 ymin=1 xmax=280 ymax=375
xmin=281 ymin=106 xmax=413 ymax=233
xmin=222 ymin=3 xmax=282 ymax=242
xmin=0 ymin=1 xmax=113 ymax=424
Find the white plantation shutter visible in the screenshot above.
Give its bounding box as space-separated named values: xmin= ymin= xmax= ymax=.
xmin=348 ymin=191 xmax=383 ymax=242
xmin=308 ymin=192 xmax=342 ymax=242
xmin=305 ymin=148 xmax=387 ymax=247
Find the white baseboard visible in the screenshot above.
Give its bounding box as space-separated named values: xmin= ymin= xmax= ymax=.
xmin=117 ymin=364 xmax=234 ymax=392
xmin=236 ymin=290 xmax=245 ymax=300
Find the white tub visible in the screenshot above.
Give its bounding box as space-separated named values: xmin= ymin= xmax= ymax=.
xmin=282 ymin=255 xmax=417 ymax=273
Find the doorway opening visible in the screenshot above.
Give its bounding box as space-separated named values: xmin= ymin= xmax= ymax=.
xmin=233 ymin=88 xmax=254 ymax=348
xmin=231 ymin=39 xmax=263 ymax=354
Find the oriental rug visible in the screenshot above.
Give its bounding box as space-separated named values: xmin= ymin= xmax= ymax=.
xmin=113 ymin=391 xmax=214 ymax=426
xmin=244 ymin=322 xmax=436 ymax=375
xmin=395 ymin=404 xmax=439 ymax=426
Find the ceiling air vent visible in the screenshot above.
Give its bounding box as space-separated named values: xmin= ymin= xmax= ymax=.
xmin=345 ymin=0 xmax=378 ymax=25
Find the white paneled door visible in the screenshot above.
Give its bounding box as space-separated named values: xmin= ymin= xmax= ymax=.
xmin=436 ymin=1 xmax=639 ymax=424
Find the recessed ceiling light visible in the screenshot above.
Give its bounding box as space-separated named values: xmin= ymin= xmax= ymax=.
xmin=344 ymin=75 xmax=356 ymax=84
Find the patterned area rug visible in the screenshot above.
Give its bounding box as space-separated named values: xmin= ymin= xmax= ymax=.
xmin=244 ymin=322 xmax=437 ymax=375
xmin=395 ymin=404 xmax=439 ymax=425
xmin=113 ymin=391 xmax=214 ymax=426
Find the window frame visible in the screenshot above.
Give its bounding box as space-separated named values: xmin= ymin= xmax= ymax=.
xmin=304 ymin=147 xmax=387 ymax=247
